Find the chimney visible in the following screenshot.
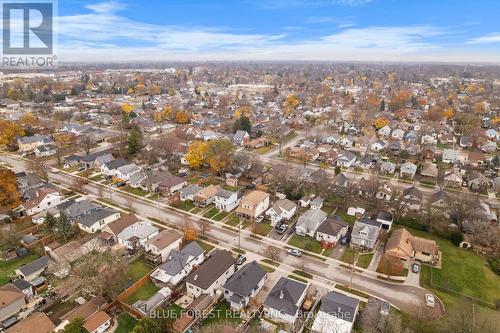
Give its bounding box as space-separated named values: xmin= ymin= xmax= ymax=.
xmin=194 ymin=274 xmax=198 ymax=281
xmin=279 ymin=290 xmax=284 ymax=300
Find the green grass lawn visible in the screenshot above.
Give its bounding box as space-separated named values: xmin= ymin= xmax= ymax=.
xmin=213 ymin=211 xmax=230 ymax=221
xmin=127 ymin=259 xmax=153 ymax=283
xmin=287 ymin=235 xmax=323 ymax=254
xmin=417 ymin=228 xmax=500 ymax=304
xmin=158 ymin=303 xmax=183 ymax=323
xmin=201 ymin=301 xmax=242 ymax=326
xmin=322 ymin=247 xmax=334 ymax=257
xmin=255 ymin=145 xmax=276 ymax=154
xmin=225 ymin=213 xmax=240 ymax=226
xmin=259 ymin=264 xmax=276 ymax=273
xmin=322 ymin=205 xmax=336 ymax=216
xmin=356 ymin=253 xmax=374 ymax=269
xmin=340 ymin=247 xmax=356 ymax=265
xmin=191 ymin=207 xmax=202 ymax=214
xmin=203 ymin=207 xmax=220 ymax=219
xmin=337 ymin=211 xmax=357 ymax=226
xmin=0 ymin=254 xmax=38 ymax=285
xmin=89 ymin=174 xmax=103 ymax=181
xmin=252 ymin=222 xmax=273 ymax=236
xmin=115 ymin=312 xmax=138 ymax=333
xmin=197 ymin=241 xmax=215 ymax=253
xmin=126 ymin=186 xmax=150 ymax=197
xmin=125 ymin=280 xmax=160 ymax=305
xmin=173 ymin=200 xmax=195 ymax=211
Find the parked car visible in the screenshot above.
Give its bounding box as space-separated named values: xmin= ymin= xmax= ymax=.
xmin=115 ymin=182 xmax=126 ymax=187
xmin=380 ymin=302 xmax=390 ymax=315
xmin=287 ymin=249 xmax=302 ymax=257
xmin=255 ymin=215 xmax=264 ymax=223
xmin=412 ymin=263 xmax=420 ymax=273
xmin=276 ymin=224 xmax=288 ymax=234
xmin=236 ymin=255 xmax=247 ymax=266
xmin=341 ymin=235 xmax=351 ymax=245
xmin=425 ymin=294 xmax=435 ymax=308
xmin=50 ymin=167 xmax=60 ymax=173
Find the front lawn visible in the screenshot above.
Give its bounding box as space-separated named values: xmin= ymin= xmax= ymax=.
xmin=200 ymin=301 xmax=242 ymax=327
xmin=225 ymin=214 xmax=241 ymax=227
xmin=125 ymin=280 xmax=160 ymax=305
xmin=0 ymin=254 xmax=38 ymax=285
xmin=356 ymin=253 xmax=374 ymax=269
xmin=340 ymin=247 xmax=356 ymax=265
xmin=173 ymin=200 xmax=195 ymax=212
xmin=115 ymin=312 xmax=138 ymax=333
xmin=126 ymin=187 xmax=150 ymax=197
xmin=251 ymin=222 xmax=273 ymax=236
xmin=287 ymin=235 xmax=323 ymax=254
xmin=203 ymin=207 xmax=220 ymax=219
xmin=127 ymin=258 xmax=153 ymax=283
xmin=89 ymin=174 xmax=103 ymax=182
xmin=213 ymin=211 xmax=230 ymax=221
xmin=197 ymin=241 xmax=215 ymax=253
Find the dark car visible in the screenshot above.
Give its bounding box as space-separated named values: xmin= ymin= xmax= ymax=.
xmin=116 ymin=182 xmax=126 ymax=187
xmin=412 ymin=263 xmax=420 ymax=273
xmin=341 ymin=235 xmax=351 ymax=245
xmin=246 ymin=183 xmax=256 ymax=190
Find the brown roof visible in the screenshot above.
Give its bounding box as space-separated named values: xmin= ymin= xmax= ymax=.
xmin=6 ymin=312 xmax=55 ymax=333
xmin=241 ymin=190 xmax=269 ymax=205
xmin=194 ymin=185 xmax=221 ymax=200
xmin=104 ymin=214 xmax=139 ymax=235
xmin=61 ymin=296 xmax=107 ymax=322
xmin=147 ymin=229 xmax=183 ymax=250
xmin=411 ymin=236 xmax=439 ymax=256
xmin=468 ymin=151 xmax=485 ymax=162
xmin=22 ymin=187 xmax=58 ymax=210
xmin=0 ymin=284 xmax=25 ymax=308
xmin=83 ymin=311 xmax=111 ymax=333
xmin=385 ymin=228 xmax=414 ymax=259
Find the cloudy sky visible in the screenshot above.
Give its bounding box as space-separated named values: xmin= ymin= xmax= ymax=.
xmin=25 ymin=0 xmax=500 ymax=62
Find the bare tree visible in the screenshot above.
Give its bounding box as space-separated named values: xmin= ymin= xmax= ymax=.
xmin=27 ymin=158 xmax=49 ymax=182
xmin=263 ymin=245 xmax=282 ymax=264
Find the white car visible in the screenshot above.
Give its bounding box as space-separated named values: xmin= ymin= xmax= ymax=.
xmin=50 ymin=167 xmax=60 ymax=174
xmin=425 ymin=294 xmax=435 ymax=308
xmin=287 ymin=249 xmax=302 ymax=257
xmin=255 ymin=215 xmax=264 ymax=223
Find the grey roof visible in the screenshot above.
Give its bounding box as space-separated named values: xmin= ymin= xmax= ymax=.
xmin=77 ymin=208 xmax=118 ymax=228
xmin=18 ymin=135 xmax=52 ymax=144
xmin=319 ymin=291 xmax=359 ymax=323
xmin=215 ymin=189 xmax=236 ymax=199
xmin=35 ymin=144 xmax=56 ymax=152
xmin=18 ymin=256 xmax=49 ymax=276
xmin=80 ymin=150 xmax=113 ymax=163
xmin=233 ymin=130 xmax=248 ymax=142
xmin=179 ymin=184 xmax=202 ymax=197
xmin=223 ymin=261 xmax=266 ymax=297
xmin=264 ymin=277 xmax=307 ymax=316
xmin=310 ymin=196 xmax=324 ymax=207
xmin=116 ymin=163 xmax=140 ymax=175
xmin=185 ymin=250 xmax=235 ymax=289
xmin=103 ymin=159 xmax=127 ymax=170
xmin=158 ymin=175 xmax=186 ymax=188
xmin=317 ymin=216 xmax=348 ymax=235
xmin=352 ymin=219 xmax=381 ymax=241
xmin=62 ymin=199 xmax=101 ymax=220
xmin=274 ymin=199 xmax=296 ymax=211
xmin=297 ymin=209 xmax=327 ymax=229
xmin=158 ymin=241 xmax=204 ymax=276
xmin=12 ymin=279 xmax=31 ymax=291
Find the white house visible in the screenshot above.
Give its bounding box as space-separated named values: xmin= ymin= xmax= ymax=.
xmin=77 ymin=208 xmax=121 ymax=234
xmin=370 ymin=140 xmax=385 ymax=152
xmin=315 ymin=216 xmax=348 ymax=246
xmin=265 ymin=199 xmax=297 ymax=226
xmin=337 ymin=152 xmax=357 ymax=168
xmin=117 ymin=221 xmax=160 ymax=250
xmin=235 ymin=190 xmax=270 ymax=220
xmin=150 ymin=242 xmax=205 ymax=287
xmin=179 ymin=184 xmax=202 ymax=201
xmin=223 ymin=261 xmax=267 ymax=310
xmin=296 ymin=209 xmax=327 ymax=237
xmin=21 ymin=187 xmax=64 ymax=216
xmin=214 ymin=189 xmax=241 ymax=212
xmin=185 ymin=250 xmax=236 ymax=298
xmin=34 ymin=144 xmax=56 ymax=157
xmin=114 ymin=163 xmax=141 ymax=181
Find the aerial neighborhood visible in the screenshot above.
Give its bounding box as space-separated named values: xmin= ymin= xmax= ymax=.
xmin=0 ymin=62 xmax=499 ymax=333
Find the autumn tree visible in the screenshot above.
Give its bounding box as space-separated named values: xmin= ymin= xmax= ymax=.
xmin=0 ymin=120 xmax=25 ymax=149
xmin=0 ymin=169 xmax=21 ymax=209
xmin=121 ymin=103 xmax=134 ymax=113
xmin=174 ymin=110 xmax=189 ymax=124
xmin=234 ymin=105 xmax=252 ymax=119
xmin=183 ymin=221 xmax=198 ymax=241
xmin=374 ymin=117 xmax=389 ymax=129
xmin=19 ymin=112 xmax=39 ymax=127
xmin=207 ymin=139 xmax=235 ymax=175
xmin=185 ymin=140 xmax=209 ymax=169
xmin=284 ymin=95 xmax=300 ymax=116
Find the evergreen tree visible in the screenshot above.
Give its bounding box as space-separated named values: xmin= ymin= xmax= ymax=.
xmin=63 ymin=318 xmax=86 ymax=333
xmin=233 ymin=115 xmax=252 ymax=134
xmin=45 ymin=212 xmax=57 ymax=233
xmin=380 ymin=99 xmax=386 ymax=111
xmin=56 ymin=212 xmax=73 ymax=242
xmin=127 ymin=126 xmax=143 ymax=156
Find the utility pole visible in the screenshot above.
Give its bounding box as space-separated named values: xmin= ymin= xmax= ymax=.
xmin=349 ymin=250 xmax=359 ymax=291
xmin=238 ymin=219 xmax=242 ymax=250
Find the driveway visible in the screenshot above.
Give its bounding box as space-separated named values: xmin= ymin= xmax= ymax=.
xmin=367 ymin=243 xmax=384 ymax=271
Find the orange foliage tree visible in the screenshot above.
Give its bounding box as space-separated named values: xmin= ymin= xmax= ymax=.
xmin=0 ymin=169 xmax=21 ymax=209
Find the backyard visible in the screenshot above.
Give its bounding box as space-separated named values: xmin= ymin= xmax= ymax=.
xmin=125 ymin=280 xmax=160 ymax=305
xmin=127 ymin=258 xmax=153 ymax=283
xmin=0 ymin=254 xmax=38 ymax=285
xmin=115 ymin=312 xmax=138 ymax=333
xmin=200 ymin=300 xmax=242 ymax=327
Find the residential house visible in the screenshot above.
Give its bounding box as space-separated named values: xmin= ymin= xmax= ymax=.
xmin=334 ymin=173 xmax=349 ymax=188
xmin=185 ymin=250 xmax=236 ymax=298
xmin=265 ymin=199 xmax=297 ymax=226
xmin=79 ymin=151 xmax=114 ymax=170
xmin=337 ymin=152 xmax=357 ymax=168
xmin=82 ymin=311 xmax=112 ymax=333
xmin=145 ymin=229 xmax=183 ymax=265
xmin=214 ymin=189 xmax=241 ymax=212
xmin=117 ymin=221 xmax=160 ymax=250
xmin=370 ymin=140 xmax=385 ymax=152
xmin=400 ymin=162 xmax=417 ymax=179
xmin=100 ymin=214 xmax=139 ymax=245
xmin=467 ymin=151 xmax=485 ymax=167
xmin=223 ymin=261 xmax=267 ymax=310
xmin=100 ymin=159 xmax=127 ymax=177
xmin=340 ymin=136 xmax=354 ymax=148
xmin=232 ymin=130 xmax=250 ymax=146
xmin=376 ymin=182 xmax=394 ymax=202
xmin=311 ymin=291 xmax=359 ymax=333
xmin=468 ymin=172 xmax=490 ymax=192
xmin=17 ymin=135 xmax=53 ymax=154
xmin=59 ymin=199 xmax=101 ymax=222
xmin=350 ymin=219 xmax=381 ymax=250
xmin=19 ymin=187 xmax=63 ymax=216
xmin=34 ymin=144 xmax=56 ymax=157
xmin=385 ymin=228 xmax=441 ymax=268
xmin=179 ymin=184 xmax=202 ymax=202
xmin=376 ymin=211 xmax=394 ymax=230
xmin=139 ymin=170 xmax=172 ymax=192
xmin=263 ymin=277 xmax=308 ymax=325
xmin=77 ymin=208 xmax=120 ymax=234
xmin=444 ymin=168 xmax=463 ymax=188
xmin=459 ymin=136 xmax=474 ymax=148
xmin=235 ymin=190 xmax=270 ymax=220
xmin=379 ymin=161 xmax=396 ymax=175
xmin=420 ymin=162 xmax=438 ymax=184
xmin=194 ymin=185 xmax=221 ymax=207
xmin=5 ymin=312 xmax=55 ymax=333
xmin=442 ymin=149 xmax=460 ymax=164
xmin=401 ymin=186 xmax=423 ymax=211
xmin=310 ymin=196 xmax=325 ymax=210
xmin=315 ymin=215 xmax=348 ymax=246
xmin=151 ymin=241 xmax=205 ymax=287
xmin=114 ymin=163 xmax=141 ymax=181
xmin=378 ymin=125 xmax=391 ymax=138
xmin=157 ymin=176 xmax=187 ymax=195
xmin=15 ymin=256 xmax=49 ymax=282
xmin=391 ymin=129 xmax=405 ymax=140
xmin=132 ymin=287 xmax=171 ymax=316
xmin=429 ymin=190 xmax=451 ymax=216
xmin=296 ymin=209 xmax=328 ymax=237
xmin=0 ymin=284 xmax=26 ymax=322
xmin=128 ymin=171 xmax=147 ymax=189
